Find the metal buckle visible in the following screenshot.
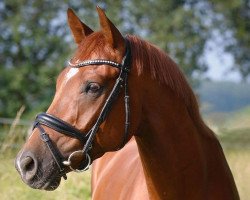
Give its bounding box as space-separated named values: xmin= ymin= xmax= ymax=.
xmin=62 ymin=151 xmax=91 ymax=172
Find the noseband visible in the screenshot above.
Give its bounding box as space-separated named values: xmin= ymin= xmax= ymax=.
xmin=33 ymin=39 xmax=131 ymax=180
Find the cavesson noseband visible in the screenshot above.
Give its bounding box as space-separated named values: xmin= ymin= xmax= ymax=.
xmin=33 ymin=39 xmax=131 ymax=180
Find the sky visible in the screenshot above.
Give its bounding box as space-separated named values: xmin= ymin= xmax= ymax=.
xmin=203 ymin=35 xmax=242 ymax=82
xmin=205 ymin=49 xmax=241 ymax=82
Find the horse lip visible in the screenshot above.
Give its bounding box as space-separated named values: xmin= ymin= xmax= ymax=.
xmin=31 ymin=176 xmax=62 ymax=191
xmin=20 ymin=170 xmax=62 ymax=191
xmin=41 ymin=177 xmax=61 ymax=191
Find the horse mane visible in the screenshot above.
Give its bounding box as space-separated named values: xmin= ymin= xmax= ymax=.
xmin=127 ymin=35 xmax=213 ymax=136
xmin=73 ymin=33 xmax=214 ymax=137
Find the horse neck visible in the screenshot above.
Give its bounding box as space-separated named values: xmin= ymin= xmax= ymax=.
xmin=134 ymin=76 xmax=239 ymax=199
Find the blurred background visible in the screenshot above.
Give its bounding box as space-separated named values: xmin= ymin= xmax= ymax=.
xmin=0 ymin=0 xmax=249 ymax=199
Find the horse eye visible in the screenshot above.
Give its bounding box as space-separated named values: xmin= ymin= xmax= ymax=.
xmin=86 ymin=83 xmax=101 ymax=94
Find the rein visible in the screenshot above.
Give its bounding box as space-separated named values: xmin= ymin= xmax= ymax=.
xmin=33 ymin=39 xmax=131 ymax=180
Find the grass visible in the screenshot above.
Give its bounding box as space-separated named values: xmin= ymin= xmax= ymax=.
xmin=0 ymin=107 xmax=249 ymax=199
xmin=207 ymin=107 xmax=250 ymax=200
xmin=217 ymin=128 xmax=250 ymax=200
xmin=204 ymin=106 xmax=250 ymax=132
xmin=0 ymin=155 xmax=91 ymax=200
xmin=224 ymin=106 xmax=250 ymax=130
xmin=219 ymin=128 xmax=250 ymax=150
xmin=0 ymin=107 xmax=91 ymax=200
xmin=224 ymin=149 xmax=250 ymax=200
xmin=0 ymin=125 xmax=91 ymax=199
xmin=1 ymin=132 xmax=249 ymax=200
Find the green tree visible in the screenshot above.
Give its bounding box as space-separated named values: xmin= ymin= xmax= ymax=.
xmin=209 ymin=0 xmax=250 ymax=81
xmin=77 ymin=0 xmax=212 ymax=84
xmin=0 ymin=0 xmax=69 ymax=117
xmin=0 ymin=0 xmax=216 ymax=117
xmin=1 ymin=0 xmax=249 ymax=118
xmin=127 ymin=0 xmax=212 ymax=83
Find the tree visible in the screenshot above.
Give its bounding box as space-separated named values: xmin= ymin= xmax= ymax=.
xmin=1 ymin=0 xmax=249 ymax=118
xmin=208 ymin=0 xmax=250 ymax=81
xmin=69 ymin=0 xmax=212 ymax=81
xmin=127 ymin=0 xmax=212 ymax=83
xmin=0 ymin=0 xmax=219 ymax=117
xmin=0 ymin=0 xmax=69 ymax=117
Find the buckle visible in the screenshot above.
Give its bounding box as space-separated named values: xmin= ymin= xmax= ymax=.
xmin=62 ymin=151 xmax=91 ymax=172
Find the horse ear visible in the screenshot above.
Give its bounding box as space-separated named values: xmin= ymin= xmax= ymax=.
xmin=67 ymin=8 xmax=93 ymax=45
xmin=96 ymin=6 xmax=125 ymax=51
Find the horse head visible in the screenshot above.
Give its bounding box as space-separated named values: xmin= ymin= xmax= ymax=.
xmin=15 ymin=7 xmax=142 ymax=190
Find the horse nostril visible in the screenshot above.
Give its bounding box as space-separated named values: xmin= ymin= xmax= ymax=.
xmin=22 ymin=157 xmax=34 ymax=171
xmin=20 ymin=155 xmax=38 ymax=181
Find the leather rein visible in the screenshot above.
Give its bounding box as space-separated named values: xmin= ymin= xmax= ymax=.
xmin=33 ymin=39 xmax=131 ymax=180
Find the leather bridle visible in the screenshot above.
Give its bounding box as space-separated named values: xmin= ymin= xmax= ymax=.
xmin=33 ymin=39 xmax=131 ymax=180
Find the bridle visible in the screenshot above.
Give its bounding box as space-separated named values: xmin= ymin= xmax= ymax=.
xmin=33 ymin=38 xmax=131 ymax=180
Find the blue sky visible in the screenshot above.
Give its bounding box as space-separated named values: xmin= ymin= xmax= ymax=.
xmin=205 ymin=49 xmax=241 ymax=82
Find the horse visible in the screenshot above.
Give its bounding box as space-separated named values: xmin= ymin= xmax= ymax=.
xmin=92 ymin=137 xmax=149 ymax=199
xmin=15 ymin=7 xmax=239 ymax=199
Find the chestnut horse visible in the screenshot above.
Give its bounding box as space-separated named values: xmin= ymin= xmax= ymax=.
xmin=92 ymin=137 xmax=149 ymax=199
xmin=15 ymin=7 xmax=239 ymax=199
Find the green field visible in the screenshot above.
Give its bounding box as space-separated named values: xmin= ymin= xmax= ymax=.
xmin=204 ymin=106 xmax=250 ymax=199
xmin=0 ymin=107 xmax=250 ymax=199
xmin=0 ymin=156 xmax=91 ymax=200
